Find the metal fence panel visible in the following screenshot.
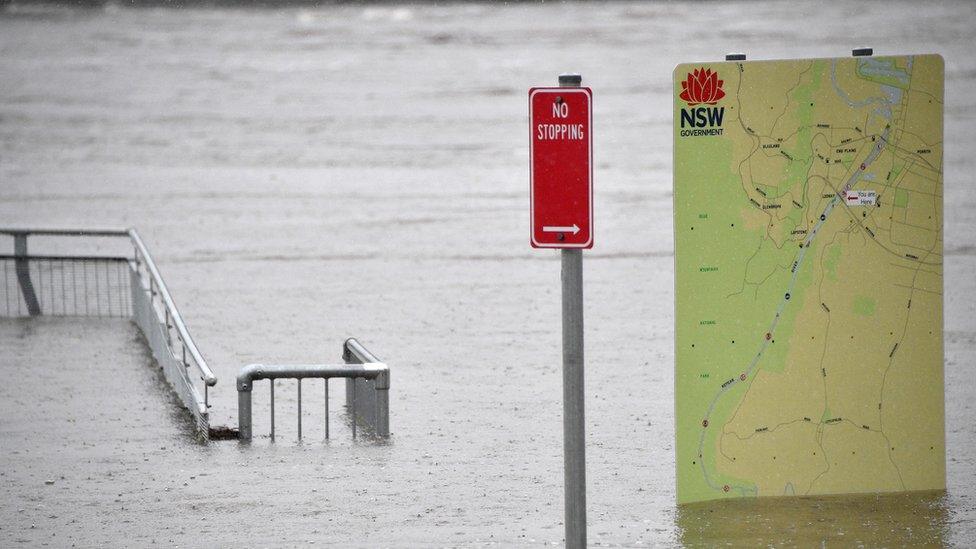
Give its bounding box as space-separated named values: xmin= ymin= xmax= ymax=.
xmin=0 ymin=228 xmax=215 ymax=441
xmin=130 ymin=265 xmax=210 ymax=438
xmin=0 ymin=256 xmax=131 ymax=318
xmin=237 ymin=341 xmax=389 ymax=442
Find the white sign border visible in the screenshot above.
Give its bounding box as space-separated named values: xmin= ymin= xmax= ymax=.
xmin=529 ymin=87 xmax=594 ymax=249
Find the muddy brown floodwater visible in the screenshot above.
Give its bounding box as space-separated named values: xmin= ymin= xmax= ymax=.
xmin=1 ymin=1 xmax=975 ymax=546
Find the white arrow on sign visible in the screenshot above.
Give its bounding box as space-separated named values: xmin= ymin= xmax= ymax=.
xmin=543 ymin=224 xmax=580 ymax=235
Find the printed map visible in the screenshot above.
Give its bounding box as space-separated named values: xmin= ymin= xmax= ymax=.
xmin=673 ymin=55 xmax=944 ymax=504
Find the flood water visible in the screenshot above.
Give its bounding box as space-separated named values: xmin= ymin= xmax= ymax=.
xmin=1 ymin=1 xmax=974 ymax=546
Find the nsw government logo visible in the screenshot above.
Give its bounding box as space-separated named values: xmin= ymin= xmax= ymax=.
xmin=678 ymin=67 xmax=726 ymax=137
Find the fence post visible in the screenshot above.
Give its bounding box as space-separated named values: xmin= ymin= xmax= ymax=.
xmin=238 ymin=377 xmax=253 ymax=442
xmin=13 ymin=233 xmax=41 ymax=315
xmin=374 ymin=368 xmax=390 ymax=437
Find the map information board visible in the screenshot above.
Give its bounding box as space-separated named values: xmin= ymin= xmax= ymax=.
xmin=673 ymin=55 xmax=944 ymax=504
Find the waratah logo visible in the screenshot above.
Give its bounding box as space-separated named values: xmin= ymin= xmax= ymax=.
xmin=678 ymin=67 xmax=726 ymax=137
xmin=679 ymin=68 xmax=725 ymax=106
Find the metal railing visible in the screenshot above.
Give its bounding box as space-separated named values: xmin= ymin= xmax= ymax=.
xmin=237 ymin=338 xmax=390 ymax=442
xmin=1 ymin=228 xmax=132 ymax=317
xmin=0 ymin=228 xmax=217 ymax=438
xmin=2 ymin=228 xmax=393 ymax=445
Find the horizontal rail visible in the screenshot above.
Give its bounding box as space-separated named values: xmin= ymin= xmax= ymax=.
xmin=0 ymin=254 xmax=130 ymax=262
xmin=0 ymin=228 xmax=131 ymax=238
xmin=237 ymin=363 xmax=389 ymax=391
xmin=128 ymin=229 xmax=216 ymax=387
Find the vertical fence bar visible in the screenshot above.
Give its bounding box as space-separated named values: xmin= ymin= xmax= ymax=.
xmin=118 ymin=261 xmax=124 ymax=317
xmin=270 ymin=380 xmax=275 ymax=442
xmin=10 ymin=259 xmax=15 ymax=316
xmin=49 ymin=261 xmax=55 ymax=314
xmin=124 ymin=261 xmax=131 ymax=317
xmin=100 ymin=261 xmax=107 ymax=316
xmin=104 ymin=262 xmax=111 ymax=316
xmin=105 ymin=263 xmax=116 ymax=316
xmin=126 ymin=262 xmax=130 ymax=316
xmin=3 ymin=260 xmax=9 ymax=315
xmin=60 ymin=259 xmax=66 ymax=316
xmin=325 ymin=379 xmax=330 ymax=440
xmin=100 ymin=261 xmax=106 ymax=316
xmin=109 ymin=262 xmax=113 ymax=315
xmin=72 ymin=260 xmax=78 ymax=315
xmin=35 ymin=262 xmax=43 ymax=314
xmin=119 ymin=261 xmax=123 ymax=317
xmin=297 ymin=379 xmax=302 ymax=440
xmin=83 ymin=259 xmax=89 ymax=314
xmin=94 ymin=258 xmax=101 ymax=316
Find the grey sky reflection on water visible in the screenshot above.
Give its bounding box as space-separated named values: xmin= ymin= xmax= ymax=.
xmin=677 ymin=490 xmax=950 ymax=546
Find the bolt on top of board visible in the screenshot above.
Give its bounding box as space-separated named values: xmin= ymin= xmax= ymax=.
xmin=559 ymin=73 xmax=582 ymax=86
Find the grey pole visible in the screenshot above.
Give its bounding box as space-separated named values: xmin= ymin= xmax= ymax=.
xmin=238 ymin=387 xmax=252 ymax=442
xmin=13 ymin=233 xmax=41 ymax=316
xmin=374 ymin=369 xmax=390 ymax=437
xmin=558 ymin=72 xmax=587 ymax=549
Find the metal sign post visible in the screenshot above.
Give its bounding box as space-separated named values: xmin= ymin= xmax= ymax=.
xmin=561 ymin=244 xmax=586 ymax=549
xmin=529 ymin=72 xmax=591 ymax=549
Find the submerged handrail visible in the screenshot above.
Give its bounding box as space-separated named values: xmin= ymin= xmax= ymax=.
xmin=0 ymin=226 xmax=218 ymax=438
xmin=2 ymin=228 xmax=393 ymax=445
xmin=128 ymin=229 xmax=216 ymax=387
xmin=0 ymin=226 xmax=216 ymax=387
xmin=237 ymin=338 xmax=390 ymax=442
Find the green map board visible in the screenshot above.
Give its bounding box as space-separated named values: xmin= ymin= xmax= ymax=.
xmin=673 ymin=55 xmax=945 ymax=504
